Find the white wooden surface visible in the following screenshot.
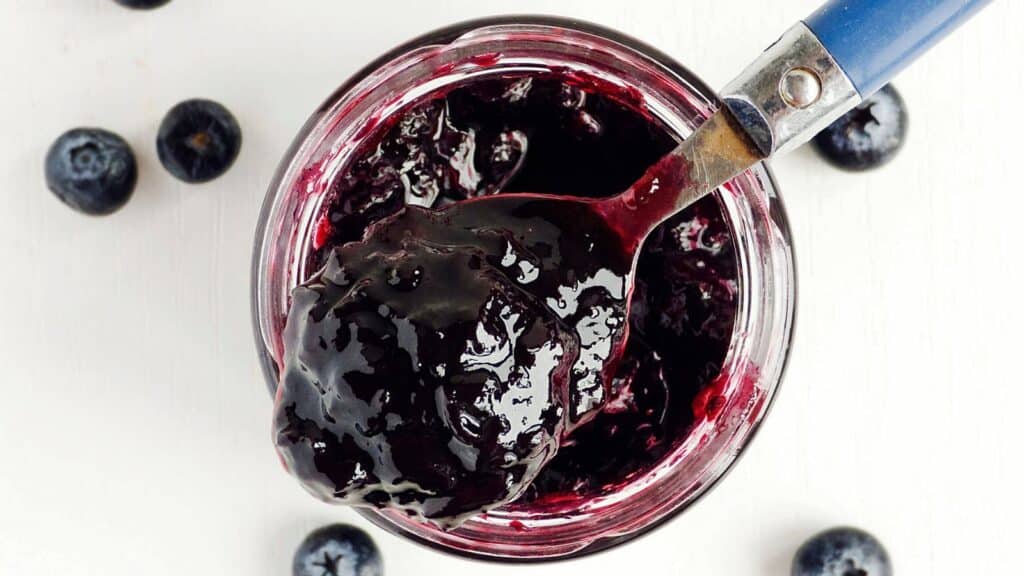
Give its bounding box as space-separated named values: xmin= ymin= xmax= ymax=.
xmin=2 ymin=1 xmax=1022 ymax=574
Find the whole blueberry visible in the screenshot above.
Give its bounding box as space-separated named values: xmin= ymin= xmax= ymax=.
xmin=813 ymin=84 xmax=908 ymax=171
xmin=293 ymin=524 xmax=382 ymax=576
xmin=792 ymin=527 xmax=892 ymax=576
xmin=157 ymin=99 xmax=241 ymax=183
xmin=113 ymin=0 xmax=172 ymax=8
xmin=45 ymin=128 xmax=137 ymax=215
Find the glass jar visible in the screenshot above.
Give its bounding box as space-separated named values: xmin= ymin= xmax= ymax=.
xmin=252 ymin=17 xmax=795 ymax=561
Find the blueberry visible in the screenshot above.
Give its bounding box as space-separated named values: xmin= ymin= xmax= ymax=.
xmin=792 ymin=527 xmax=892 ymax=576
xmin=294 ymin=525 xmax=382 ymax=576
xmin=45 ymin=128 xmax=137 ymax=215
xmin=157 ymin=99 xmax=241 ymax=183
xmin=113 ymin=0 xmax=172 ymax=8
xmin=813 ymin=84 xmax=907 ymax=171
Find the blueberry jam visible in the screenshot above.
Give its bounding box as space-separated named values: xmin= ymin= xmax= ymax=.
xmin=274 ymin=74 xmax=738 ymax=525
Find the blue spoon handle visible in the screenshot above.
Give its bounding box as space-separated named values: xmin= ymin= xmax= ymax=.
xmin=806 ymin=0 xmax=994 ymax=97
xmin=721 ymin=0 xmax=992 ymax=156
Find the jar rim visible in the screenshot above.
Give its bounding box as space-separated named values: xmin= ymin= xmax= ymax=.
xmin=251 ymin=15 xmax=795 ymax=562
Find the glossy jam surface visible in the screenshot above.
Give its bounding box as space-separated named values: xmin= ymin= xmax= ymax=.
xmin=277 ymin=195 xmax=634 ymax=525
xmin=274 ymin=75 xmax=738 ymax=523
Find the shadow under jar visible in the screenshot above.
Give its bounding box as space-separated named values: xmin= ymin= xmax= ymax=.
xmin=252 ymin=17 xmax=795 ymax=561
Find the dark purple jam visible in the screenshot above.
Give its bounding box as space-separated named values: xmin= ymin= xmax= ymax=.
xmin=273 ymin=74 xmax=738 ymax=524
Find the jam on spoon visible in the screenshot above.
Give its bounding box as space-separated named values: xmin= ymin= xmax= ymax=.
xmin=274 ymin=75 xmax=739 ymax=527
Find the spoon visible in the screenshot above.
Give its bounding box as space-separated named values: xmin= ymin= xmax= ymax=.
xmin=274 ymin=0 xmax=992 ymax=525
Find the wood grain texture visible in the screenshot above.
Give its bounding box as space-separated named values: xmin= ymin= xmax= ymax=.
xmin=1 ymin=0 xmax=1020 ymax=574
